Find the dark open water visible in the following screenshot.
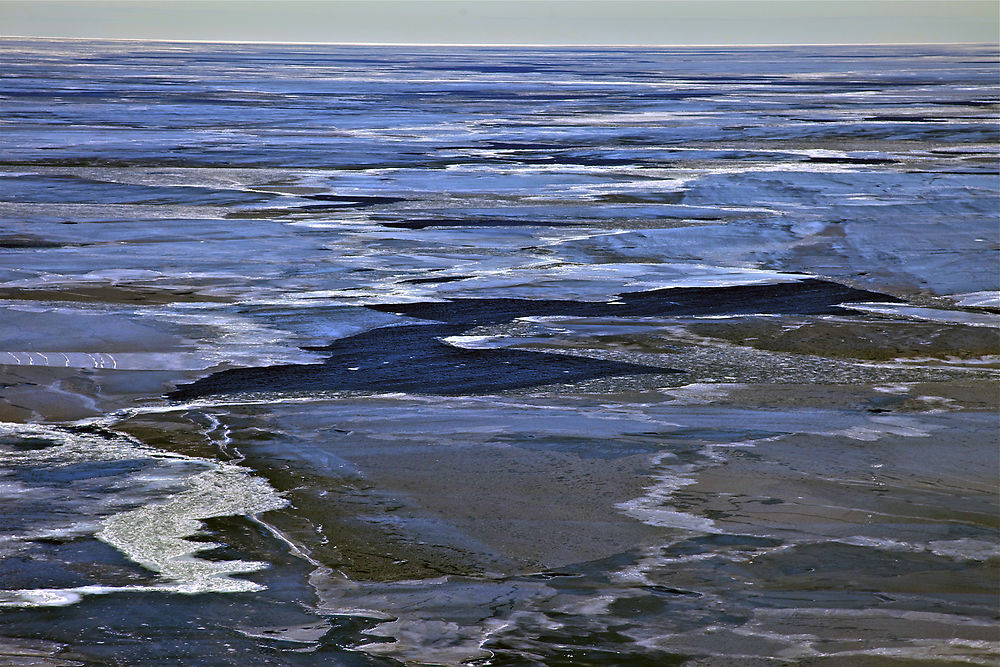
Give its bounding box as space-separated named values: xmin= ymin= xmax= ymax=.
xmin=0 ymin=39 xmax=998 ymax=665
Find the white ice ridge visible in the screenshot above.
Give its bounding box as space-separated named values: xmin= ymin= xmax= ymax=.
xmin=615 ymin=450 xmax=717 ymax=533
xmin=954 ymin=291 xmax=1000 ymax=310
xmin=841 ymin=302 xmax=1000 ymax=328
xmin=0 ymin=421 xmax=288 ymax=607
xmin=96 ymin=466 xmax=288 ymax=594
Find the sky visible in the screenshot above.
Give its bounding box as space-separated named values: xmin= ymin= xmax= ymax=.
xmin=0 ymin=0 xmax=996 ymax=45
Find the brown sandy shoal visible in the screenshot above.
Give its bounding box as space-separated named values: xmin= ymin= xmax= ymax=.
xmin=665 ymin=379 xmax=1000 ymax=413
xmin=111 ymin=378 xmax=999 ymax=585
xmin=116 ymin=406 xmax=662 ymax=581
xmin=343 ymin=442 xmax=660 ymax=571
xmin=668 ymin=420 xmax=998 ymax=582
xmin=0 ymin=286 xmax=231 ymax=305
xmin=685 ymin=316 xmax=1000 ymax=361
xmin=0 ymin=364 xmax=193 ymax=422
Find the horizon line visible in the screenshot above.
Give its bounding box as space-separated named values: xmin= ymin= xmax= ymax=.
xmin=1 ymin=34 xmax=996 ymax=48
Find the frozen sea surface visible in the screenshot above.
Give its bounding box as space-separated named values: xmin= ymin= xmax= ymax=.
xmin=0 ymin=39 xmax=998 ymax=665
